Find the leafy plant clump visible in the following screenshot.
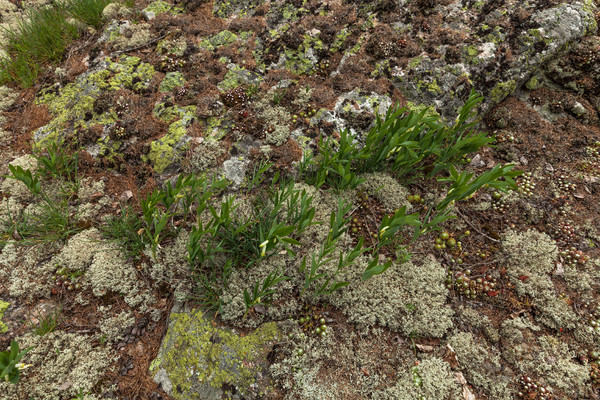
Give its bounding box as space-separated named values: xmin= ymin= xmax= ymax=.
xmin=0 ymin=340 xmax=34 ymax=384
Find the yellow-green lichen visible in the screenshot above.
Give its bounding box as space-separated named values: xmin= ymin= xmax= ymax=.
xmin=217 ymin=64 xmax=262 ymax=91
xmin=143 ymin=0 xmax=184 ymax=15
xmin=199 ymin=30 xmax=248 ymax=51
xmin=33 ymin=56 xmax=155 ymax=145
xmin=330 ymin=27 xmax=350 ymax=53
xmin=153 ymin=308 xmax=281 ymax=399
xmin=147 ymin=105 xmax=196 ymax=173
xmin=0 ymin=300 xmax=9 ymax=333
xmin=489 ymin=79 xmax=517 ymax=104
xmin=159 ymin=71 xmax=185 ymax=93
xmin=408 ymin=55 xmax=423 ymax=69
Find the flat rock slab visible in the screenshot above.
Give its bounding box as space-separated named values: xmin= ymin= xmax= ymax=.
xmin=151 ymin=304 xmax=282 ymax=400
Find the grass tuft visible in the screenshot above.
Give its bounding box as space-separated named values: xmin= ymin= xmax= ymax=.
xmin=64 ymin=0 xmax=113 ymax=29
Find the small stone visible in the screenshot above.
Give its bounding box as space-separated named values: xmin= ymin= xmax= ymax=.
xmin=143 ymin=10 xmax=156 ymax=20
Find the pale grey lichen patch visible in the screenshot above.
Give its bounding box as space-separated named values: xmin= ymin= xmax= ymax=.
xmin=458 ymin=305 xmax=500 ymax=343
xmin=183 ymin=138 xmax=226 ymax=174
xmin=518 ymin=335 xmax=590 ymax=396
xmin=252 ymin=87 xmax=292 ymax=146
xmin=145 ymin=230 xmax=192 ymax=300
xmin=448 ymin=331 xmax=513 ymax=399
xmin=87 ymin=243 xmax=153 ymax=309
xmin=357 ymin=172 xmax=411 ymax=213
xmin=102 ymin=2 xmax=133 ymax=21
xmin=102 ymin=20 xmax=153 ymax=51
xmin=0 ymin=196 xmax=24 ymax=232
xmin=220 ymin=254 xmax=300 ymax=329
xmin=502 ymin=228 xmax=558 ymax=275
xmin=373 ymin=356 xmax=461 ymax=400
xmin=52 ymin=228 xmax=103 ymax=273
xmin=98 ymin=306 xmax=135 ymax=344
xmin=330 ymin=255 xmax=453 ymax=337
xmin=3 ymin=243 xmax=58 ymax=300
xmin=0 ymin=331 xmax=114 ymax=400
xmin=500 ymin=316 xmax=542 ymax=369
xmin=502 ymin=228 xmax=578 ymax=329
xmin=77 ymin=178 xmax=106 ymax=203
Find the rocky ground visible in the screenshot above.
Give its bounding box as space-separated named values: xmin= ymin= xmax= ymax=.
xmin=0 ymin=0 xmax=600 ymax=399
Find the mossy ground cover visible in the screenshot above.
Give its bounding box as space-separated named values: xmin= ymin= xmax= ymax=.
xmin=0 ymin=0 xmax=600 ymax=399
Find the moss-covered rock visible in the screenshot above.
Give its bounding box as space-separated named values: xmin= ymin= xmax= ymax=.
xmin=151 ymin=305 xmax=282 ymax=399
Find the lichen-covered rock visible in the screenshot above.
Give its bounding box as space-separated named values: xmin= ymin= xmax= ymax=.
xmin=151 ymin=305 xmax=282 ymax=400
xmin=332 ymin=89 xmax=392 ymax=135
xmin=222 ymin=158 xmax=248 ymax=187
xmin=34 ymin=55 xmax=155 ymax=145
xmin=212 ymin=0 xmax=262 ymax=19
xmin=217 ymin=63 xmax=263 ymax=91
xmin=159 ymin=71 xmax=185 ymax=93
xmin=143 ymin=0 xmax=184 ymax=16
xmin=147 ymin=103 xmax=196 ymax=173
xmin=389 ymin=0 xmax=598 ymax=119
